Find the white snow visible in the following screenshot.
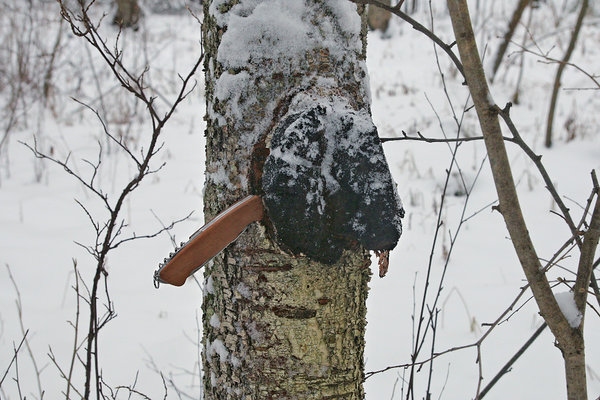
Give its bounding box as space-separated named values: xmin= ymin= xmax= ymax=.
xmin=209 ymin=0 xmax=368 ymax=151
xmin=235 ymin=281 xmax=252 ymax=299
xmin=206 ymin=164 xmax=236 ymax=190
xmin=216 ymin=1 xmax=314 ymax=69
xmin=209 ymin=313 xmax=221 ymax=328
xmin=246 ymin=321 xmax=264 ymax=343
xmin=554 ymin=291 xmax=583 ymax=328
xmin=205 ymin=274 xmax=215 ymax=295
xmin=208 ymin=338 xmax=230 ymax=361
xmin=230 ymin=354 xmax=242 ymax=368
xmin=214 ymin=70 xmax=252 ymax=119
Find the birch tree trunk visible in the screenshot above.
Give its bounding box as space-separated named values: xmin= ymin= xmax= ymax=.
xmin=201 ymin=1 xmax=374 ymax=398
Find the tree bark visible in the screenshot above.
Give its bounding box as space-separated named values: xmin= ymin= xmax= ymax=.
xmin=446 ymin=1 xmax=589 ymax=399
xmin=201 ymin=1 xmax=373 ymax=398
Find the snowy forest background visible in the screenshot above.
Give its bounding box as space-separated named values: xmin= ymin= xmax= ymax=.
xmin=0 ymin=0 xmax=599 ymax=399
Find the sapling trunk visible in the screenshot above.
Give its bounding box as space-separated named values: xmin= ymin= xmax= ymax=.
xmin=446 ymin=0 xmax=590 ymax=398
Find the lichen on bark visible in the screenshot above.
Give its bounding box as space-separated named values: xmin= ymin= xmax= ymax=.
xmin=201 ymin=1 xmax=375 ymax=398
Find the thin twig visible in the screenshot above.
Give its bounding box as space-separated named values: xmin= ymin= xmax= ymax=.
xmin=479 ymin=323 xmax=547 ymax=398
xmin=350 ymin=0 xmax=464 ymax=77
xmin=0 ymin=330 xmax=29 ymax=387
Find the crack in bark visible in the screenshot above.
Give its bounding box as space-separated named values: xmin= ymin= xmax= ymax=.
xmin=271 ymin=305 xmax=318 ymax=319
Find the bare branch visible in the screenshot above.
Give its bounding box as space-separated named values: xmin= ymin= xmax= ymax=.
xmin=380 ymin=130 xmax=515 ymax=144
xmin=71 ymin=98 xmax=142 ymax=167
xmin=447 ymin=1 xmax=589 ymax=397
xmin=479 ymin=323 xmax=547 ymax=398
xmin=21 ymin=138 xmax=111 ymax=209
xmin=0 ymin=330 xmax=28 ymax=388
xmin=109 ymin=211 xmax=194 ymax=251
xmin=350 ymin=0 xmax=465 ymax=77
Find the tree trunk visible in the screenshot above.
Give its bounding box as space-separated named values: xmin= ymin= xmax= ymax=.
xmin=490 ymin=0 xmax=531 ymax=81
xmin=113 ymin=0 xmax=140 ymax=28
xmin=201 ymin=1 xmax=375 ymax=398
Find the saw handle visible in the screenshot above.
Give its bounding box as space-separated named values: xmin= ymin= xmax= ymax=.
xmin=158 ymin=195 xmax=264 ymax=286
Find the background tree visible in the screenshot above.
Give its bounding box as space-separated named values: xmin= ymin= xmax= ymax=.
xmin=368 ymin=0 xmax=392 ymax=33
xmin=490 ymin=0 xmax=532 ymax=82
xmin=113 ymin=0 xmax=141 ymax=28
xmin=544 ymin=0 xmax=589 ymax=147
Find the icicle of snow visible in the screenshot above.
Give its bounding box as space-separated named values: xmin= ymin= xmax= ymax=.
xmin=554 ymin=291 xmax=583 ymax=328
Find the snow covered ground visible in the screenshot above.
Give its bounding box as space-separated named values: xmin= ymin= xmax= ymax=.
xmin=0 ymin=1 xmax=599 ymax=399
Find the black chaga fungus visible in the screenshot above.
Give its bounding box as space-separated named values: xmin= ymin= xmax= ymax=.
xmin=261 ymin=100 xmax=404 ymax=264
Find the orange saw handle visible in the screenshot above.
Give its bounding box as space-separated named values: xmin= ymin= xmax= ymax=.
xmin=155 ymin=195 xmax=264 ymax=287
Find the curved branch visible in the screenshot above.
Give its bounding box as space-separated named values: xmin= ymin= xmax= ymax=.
xmin=350 ymin=0 xmax=465 ymax=77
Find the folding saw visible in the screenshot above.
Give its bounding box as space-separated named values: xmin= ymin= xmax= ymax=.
xmin=154 ymin=195 xmax=264 ymax=287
